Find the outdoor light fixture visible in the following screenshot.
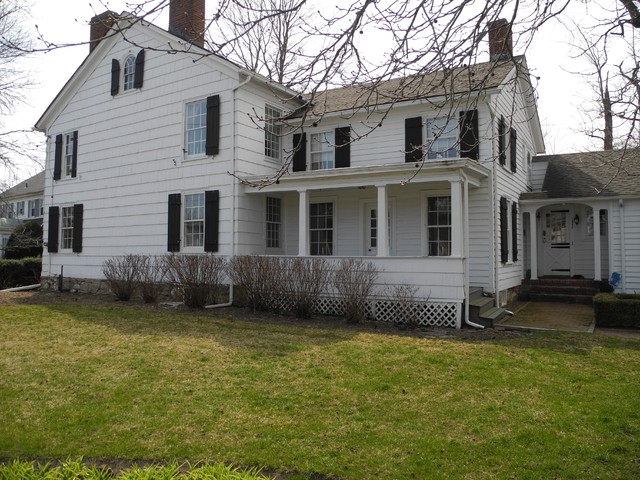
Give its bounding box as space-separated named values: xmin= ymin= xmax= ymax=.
xmin=574 ymin=214 xmax=580 ymax=225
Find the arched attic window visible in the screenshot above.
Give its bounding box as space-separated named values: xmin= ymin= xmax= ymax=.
xmin=123 ymin=55 xmax=136 ymax=91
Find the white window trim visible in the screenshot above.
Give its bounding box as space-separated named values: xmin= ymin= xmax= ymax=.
xmin=182 ymin=191 xmax=206 ymax=252
xmin=309 ymin=196 xmax=337 ymax=256
xmin=183 ymin=98 xmax=208 ymax=160
xmin=425 ymin=115 xmax=458 ymax=160
xmin=264 ymin=104 xmax=283 ymax=163
xmin=123 ymin=54 xmax=136 ymax=92
xmin=421 ymin=189 xmax=452 ymax=257
xmin=265 ymin=195 xmax=284 ymax=252
xmin=309 ymin=131 xmax=335 ymax=171
xmin=60 ymin=205 xmax=74 ymax=251
xmin=63 ymin=132 xmax=76 ymax=178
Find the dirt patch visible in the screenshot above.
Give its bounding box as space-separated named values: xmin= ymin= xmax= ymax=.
xmin=0 ymin=289 xmax=528 ymax=341
xmin=497 ymin=300 xmax=594 ymax=332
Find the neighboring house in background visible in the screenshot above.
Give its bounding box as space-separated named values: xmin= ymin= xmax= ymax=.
xmin=44 ymin=0 xmax=632 ymax=329
xmin=0 ymin=171 xmax=45 ymax=258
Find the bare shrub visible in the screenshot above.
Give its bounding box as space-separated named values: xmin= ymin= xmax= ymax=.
xmin=229 ymin=255 xmax=287 ymax=312
xmin=384 ymin=283 xmax=421 ymax=327
xmin=284 ymin=257 xmax=332 ymax=318
xmin=334 ymin=258 xmax=379 ymax=323
xmin=136 ymin=255 xmax=168 ymax=304
xmin=165 ymin=254 xmax=227 ymax=308
xmin=102 ymin=254 xmax=145 ymax=301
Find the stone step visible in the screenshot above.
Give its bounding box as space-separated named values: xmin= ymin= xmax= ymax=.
xmin=469 ymin=296 xmax=494 ymax=315
xmin=481 ymin=306 xmax=507 ymax=323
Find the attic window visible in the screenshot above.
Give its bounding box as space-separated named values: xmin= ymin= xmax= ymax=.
xmin=123 ymin=55 xmax=136 ymax=91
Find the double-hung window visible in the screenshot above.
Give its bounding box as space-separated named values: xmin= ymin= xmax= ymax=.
xmin=310 ymin=132 xmax=335 ymax=170
xmin=427 ymin=196 xmax=451 ymax=256
xmin=64 ymin=133 xmax=76 ymax=177
xmin=16 ymin=201 xmax=25 ymax=217
xmin=266 ymin=196 xmax=282 ymax=249
xmin=265 ymin=105 xmax=282 ymax=160
xmin=184 ymin=193 xmax=205 ymax=248
xmin=310 ymin=202 xmax=333 ymax=255
xmin=123 ymin=55 xmax=136 ymax=91
xmin=185 ymin=99 xmax=207 ymax=156
xmin=28 ymin=199 xmax=41 ymax=218
xmin=61 ymin=206 xmax=74 ymax=250
xmin=426 ymin=117 xmax=457 ymax=159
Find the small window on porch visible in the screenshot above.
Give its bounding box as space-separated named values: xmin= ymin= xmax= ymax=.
xmin=587 ymin=209 xmax=607 ymax=236
xmin=427 ymin=196 xmax=451 ymax=256
xmin=266 ymin=196 xmax=282 ymax=249
xmin=310 ymin=202 xmax=333 ymax=255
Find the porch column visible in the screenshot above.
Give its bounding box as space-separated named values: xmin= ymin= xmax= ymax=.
xmin=529 ymin=208 xmax=538 ymax=280
xmin=450 ymin=179 xmax=463 ymax=257
xmin=592 ymin=206 xmax=602 ymax=280
xmin=298 ymin=189 xmax=309 ymax=256
xmin=376 ymin=184 xmax=389 ymax=257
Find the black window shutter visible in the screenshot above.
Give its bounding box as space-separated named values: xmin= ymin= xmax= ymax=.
xmin=206 ymin=95 xmax=220 ymax=156
xmin=498 ymin=116 xmax=506 ymax=166
xmin=500 ymin=197 xmax=508 ymax=263
xmin=511 ymin=202 xmax=518 ymax=262
xmin=134 ymin=49 xmax=145 ymax=88
xmin=510 ymin=127 xmax=517 ymax=173
xmin=48 ymin=206 xmax=59 ymax=253
xmin=72 ymin=204 xmax=83 ymax=253
xmin=167 ymin=193 xmax=181 ymax=252
xmin=335 ymin=127 xmax=351 ymax=168
xmin=405 ymin=117 xmax=423 ymax=163
xmin=53 ymin=134 xmax=63 ymax=180
xmin=111 ymin=59 xmax=120 ymax=96
xmin=292 ymin=132 xmax=307 ymax=172
xmin=71 ymin=131 xmax=78 ymax=178
xmin=459 ymin=110 xmax=479 ymax=160
xmin=204 ymin=190 xmax=220 ymax=252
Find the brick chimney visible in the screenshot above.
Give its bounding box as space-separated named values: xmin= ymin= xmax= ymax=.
xmin=169 ymin=0 xmax=206 ymax=47
xmin=488 ymin=19 xmax=513 ymax=61
xmin=89 ymin=11 xmax=118 ymax=53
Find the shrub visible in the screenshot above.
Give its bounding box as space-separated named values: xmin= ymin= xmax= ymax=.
xmin=284 ymin=257 xmax=332 ymax=318
xmin=136 ymin=255 xmax=167 ymax=303
xmin=229 ymin=255 xmax=287 ymax=312
xmin=5 ymin=221 xmax=43 ymax=259
xmin=383 ymin=283 xmax=420 ymax=326
xmin=334 ymin=258 xmax=379 ymax=323
xmin=165 ymin=254 xmax=227 ymax=308
xmin=102 ymin=254 xmax=145 ymax=301
xmin=594 ymin=292 xmax=640 ymax=328
xmin=0 ymin=257 xmax=41 ymax=289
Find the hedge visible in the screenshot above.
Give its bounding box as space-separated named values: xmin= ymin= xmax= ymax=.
xmin=0 ymin=257 xmax=42 ymax=289
xmin=593 ymin=292 xmax=640 ymax=328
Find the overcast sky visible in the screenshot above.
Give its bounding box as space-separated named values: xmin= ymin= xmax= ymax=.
xmin=6 ymin=0 xmax=597 ymax=185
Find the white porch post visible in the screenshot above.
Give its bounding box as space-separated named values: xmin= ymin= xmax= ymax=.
xmin=298 ymin=189 xmax=309 ymax=256
xmin=376 ymin=184 xmax=389 ymax=257
xmin=529 ymin=209 xmax=538 ymax=280
xmin=450 ymin=179 xmax=463 ymax=257
xmin=592 ymin=206 xmax=602 ymax=280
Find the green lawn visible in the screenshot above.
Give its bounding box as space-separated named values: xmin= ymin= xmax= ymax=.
xmin=1 ymin=303 xmax=639 ymax=479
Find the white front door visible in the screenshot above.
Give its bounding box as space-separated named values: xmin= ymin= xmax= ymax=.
xmin=542 ymin=210 xmax=572 ymax=276
xmin=365 ymin=203 xmax=378 ymax=256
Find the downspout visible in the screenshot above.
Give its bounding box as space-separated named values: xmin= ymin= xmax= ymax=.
xmin=204 ymin=73 xmax=253 ymax=309
xmin=619 ymin=198 xmax=627 ymax=292
xmin=461 ymin=171 xmax=484 ymax=329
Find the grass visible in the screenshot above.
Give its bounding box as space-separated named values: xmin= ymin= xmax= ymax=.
xmin=1 ymin=303 xmax=639 ymax=479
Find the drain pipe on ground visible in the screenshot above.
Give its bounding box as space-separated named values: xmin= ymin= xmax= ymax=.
xmin=204 ymin=284 xmax=234 ymax=309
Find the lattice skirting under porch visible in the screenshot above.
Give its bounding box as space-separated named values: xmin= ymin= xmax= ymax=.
xmin=268 ymin=294 xmax=460 ymax=328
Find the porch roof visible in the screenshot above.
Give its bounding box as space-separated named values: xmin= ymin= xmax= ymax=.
xmin=522 ymin=149 xmax=640 ymax=200
xmin=241 ymin=159 xmax=489 ymax=193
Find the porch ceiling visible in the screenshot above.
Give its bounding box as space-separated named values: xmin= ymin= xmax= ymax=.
xmin=242 ymin=159 xmax=489 ymax=193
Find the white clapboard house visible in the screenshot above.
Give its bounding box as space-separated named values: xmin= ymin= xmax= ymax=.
xmin=42 ymin=0 xmax=631 ymax=328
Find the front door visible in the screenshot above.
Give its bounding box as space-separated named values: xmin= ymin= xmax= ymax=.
xmin=542 ymin=210 xmax=572 ymax=276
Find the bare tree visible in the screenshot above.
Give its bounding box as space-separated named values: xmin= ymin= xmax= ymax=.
xmin=0 ymin=1 xmax=42 ymax=183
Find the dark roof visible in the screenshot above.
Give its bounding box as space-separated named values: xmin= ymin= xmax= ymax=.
xmin=307 ymin=56 xmax=523 ymax=115
xmin=1 ymin=171 xmax=45 ymax=198
xmin=527 ymin=149 xmax=640 ymax=199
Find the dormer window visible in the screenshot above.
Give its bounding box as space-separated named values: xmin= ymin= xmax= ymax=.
xmin=123 ymin=55 xmax=136 ymax=91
